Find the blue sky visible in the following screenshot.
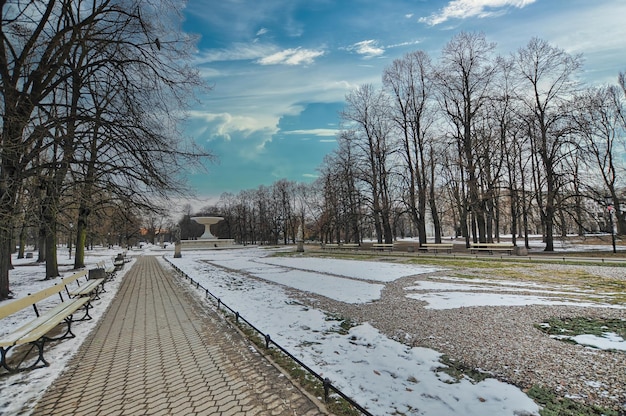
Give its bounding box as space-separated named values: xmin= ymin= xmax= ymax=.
xmin=180 ymin=0 xmax=626 ymax=205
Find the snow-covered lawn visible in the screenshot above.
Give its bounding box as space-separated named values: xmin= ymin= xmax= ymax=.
xmin=166 ymin=248 xmax=543 ymax=415
xmin=1 ymin=244 xmax=623 ymax=415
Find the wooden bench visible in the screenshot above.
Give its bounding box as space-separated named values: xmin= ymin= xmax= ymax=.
xmin=113 ymin=253 xmax=125 ymax=270
xmin=419 ymin=243 xmax=454 ymax=253
xmin=0 ymin=271 xmax=93 ymax=372
xmin=470 ymin=243 xmax=515 ymax=255
xmin=342 ymin=243 xmax=360 ymax=250
xmin=323 ymin=243 xmax=340 ymax=250
xmin=96 ymin=260 xmax=117 ymax=280
xmin=65 ymin=269 xmax=106 ymax=301
xmin=372 ymin=243 xmax=394 ymax=251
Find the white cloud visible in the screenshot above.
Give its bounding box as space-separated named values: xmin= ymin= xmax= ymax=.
xmin=349 ymin=40 xmax=385 ymax=58
xmin=187 ymin=111 xmax=277 ymax=141
xmin=283 ymin=128 xmax=339 ymax=137
xmin=256 ymin=47 xmax=325 ymax=65
xmin=195 ymin=43 xmax=276 ymax=63
xmin=256 ymin=27 xmax=268 ymax=36
xmin=386 ymin=39 xmax=422 ymax=49
xmin=420 ymin=0 xmax=536 ymax=26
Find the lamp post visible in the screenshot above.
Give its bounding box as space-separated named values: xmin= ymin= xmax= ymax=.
xmin=604 ymin=196 xmax=617 ymax=254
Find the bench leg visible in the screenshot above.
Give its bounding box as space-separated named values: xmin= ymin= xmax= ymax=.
xmin=0 ymin=346 xmax=9 ymax=372
xmin=1 ymin=340 xmax=49 ymax=373
xmin=74 ymin=304 xmax=93 ymax=321
xmin=44 ymin=317 xmax=79 ymax=342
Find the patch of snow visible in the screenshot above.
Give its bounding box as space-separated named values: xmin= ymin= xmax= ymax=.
xmin=570 ymin=332 xmax=626 ymax=352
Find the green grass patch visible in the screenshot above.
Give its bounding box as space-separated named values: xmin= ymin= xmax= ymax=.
xmin=435 ymin=355 xmax=490 ymax=384
xmin=324 ymin=312 xmax=357 ymax=335
xmin=527 ymin=385 xmax=619 ymax=416
xmin=536 ymin=317 xmax=626 ymax=340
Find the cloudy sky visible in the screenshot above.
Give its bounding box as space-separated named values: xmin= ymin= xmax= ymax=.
xmin=181 ymin=0 xmax=626 ymax=204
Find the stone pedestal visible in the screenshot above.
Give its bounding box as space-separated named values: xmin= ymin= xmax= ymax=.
xmin=180 ymin=239 xmax=236 ymax=250
xmin=296 ymin=225 xmax=304 ymax=252
xmin=181 ymin=216 xmax=238 ymax=251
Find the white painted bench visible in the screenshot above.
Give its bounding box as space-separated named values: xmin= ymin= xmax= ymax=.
xmin=470 ymin=243 xmax=514 ymax=255
xmin=419 ymin=243 xmax=454 ymax=253
xmin=66 ymin=270 xmax=106 ymax=301
xmin=0 ymin=271 xmax=93 ymax=372
xmin=342 ymin=243 xmax=360 ymax=250
xmin=372 ymin=243 xmax=394 ymax=251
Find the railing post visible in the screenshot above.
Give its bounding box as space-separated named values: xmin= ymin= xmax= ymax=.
xmin=323 ymin=377 xmax=331 ymax=402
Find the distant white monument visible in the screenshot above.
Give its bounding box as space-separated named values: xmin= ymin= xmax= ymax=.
xmin=191 ymin=216 xmax=223 ymax=239
xmin=179 ymin=216 xmax=236 ymax=250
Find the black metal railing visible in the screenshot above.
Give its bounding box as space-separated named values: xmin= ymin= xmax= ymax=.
xmin=164 ymin=257 xmax=373 ymax=416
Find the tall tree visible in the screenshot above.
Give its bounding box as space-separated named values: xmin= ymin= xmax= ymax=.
xmin=342 ymin=84 xmax=395 ymax=243
xmin=433 ymin=32 xmax=498 ymax=245
xmin=574 ymin=85 xmax=626 ymax=234
xmin=0 ymin=1 xmax=208 ymax=299
xmin=513 ymin=37 xmax=582 ymax=251
xmin=383 ymin=50 xmax=437 ymax=244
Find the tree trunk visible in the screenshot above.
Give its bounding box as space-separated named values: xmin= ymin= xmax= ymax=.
xmin=17 ymin=221 xmax=26 ymax=259
xmin=0 ymin=227 xmax=12 ymax=299
xmin=45 ymin=227 xmax=59 ymax=279
xmin=74 ymin=206 xmax=89 ymax=269
xmin=37 ymin=230 xmax=46 ymax=263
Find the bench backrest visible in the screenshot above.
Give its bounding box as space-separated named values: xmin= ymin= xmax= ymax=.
xmin=61 ymin=269 xmax=89 ymax=287
xmin=0 ymin=270 xmax=88 ymax=320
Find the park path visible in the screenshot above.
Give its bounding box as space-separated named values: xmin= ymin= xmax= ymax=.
xmin=31 ymin=255 xmax=326 ymax=415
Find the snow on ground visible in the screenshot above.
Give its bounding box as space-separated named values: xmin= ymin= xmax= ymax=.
xmin=404 ymin=278 xmax=626 ymax=310
xmin=2 ymin=244 xmax=623 ymax=415
xmin=166 ymin=248 xmax=541 ymax=415
xmin=572 ymin=333 xmax=626 ymax=351
xmin=255 ymin=256 xmax=440 ymax=282
xmin=204 ymin=250 xmax=440 ymax=303
xmin=553 ymin=333 xmax=626 ymax=352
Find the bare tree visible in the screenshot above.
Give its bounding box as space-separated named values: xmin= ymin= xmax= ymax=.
xmin=573 ymin=85 xmax=626 ymax=234
xmin=383 ymin=50 xmax=438 ymax=244
xmin=317 ymin=133 xmax=363 ymax=243
xmin=0 ymin=1 xmax=209 ymax=299
xmin=513 ymin=37 xmax=582 ymax=251
xmin=342 ymin=85 xmax=396 ymax=243
xmin=433 ymin=32 xmax=498 ymax=245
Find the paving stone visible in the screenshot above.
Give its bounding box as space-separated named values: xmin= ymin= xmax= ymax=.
xmin=29 ymin=256 xmax=329 ymax=416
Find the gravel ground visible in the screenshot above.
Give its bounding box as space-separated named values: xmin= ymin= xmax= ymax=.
xmin=289 ymin=257 xmax=626 ymax=412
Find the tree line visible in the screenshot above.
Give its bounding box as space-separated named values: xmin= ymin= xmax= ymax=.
xmin=199 ymin=33 xmax=626 ymax=251
xmin=0 ymin=0 xmax=211 ymax=300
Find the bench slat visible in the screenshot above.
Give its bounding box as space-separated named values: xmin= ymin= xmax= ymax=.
xmin=0 ymin=297 xmax=90 ymax=347
xmin=69 ymin=279 xmax=105 ymax=297
xmin=0 ymin=282 xmax=69 ymax=320
xmin=61 ymin=270 xmax=89 ymax=287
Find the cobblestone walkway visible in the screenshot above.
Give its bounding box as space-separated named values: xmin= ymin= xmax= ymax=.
xmin=32 ymin=255 xmax=327 ymax=415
